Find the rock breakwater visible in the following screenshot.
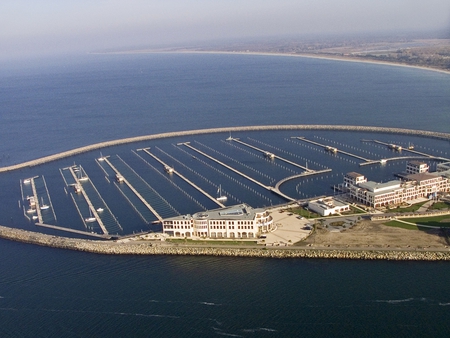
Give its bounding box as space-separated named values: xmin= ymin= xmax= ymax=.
xmin=1 ymin=124 xmax=449 ymax=173
xmin=1 ymin=225 xmax=449 ymax=261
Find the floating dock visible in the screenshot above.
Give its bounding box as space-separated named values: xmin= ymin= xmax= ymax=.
xmin=230 ymin=137 xmax=313 ymax=172
xmin=294 ymin=137 xmax=371 ymax=162
xmin=140 ymin=148 xmax=226 ymax=208
xmin=103 ymin=156 xmax=164 ymax=222
xmin=68 ymin=166 xmax=109 ymax=235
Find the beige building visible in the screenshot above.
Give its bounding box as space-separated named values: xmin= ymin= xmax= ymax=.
xmin=345 ymin=171 xmax=449 ymax=208
xmin=162 ymin=203 xmax=274 ymax=239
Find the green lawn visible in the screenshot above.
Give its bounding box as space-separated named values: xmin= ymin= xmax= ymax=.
xmin=286 ymin=207 xmax=320 ymax=218
xmin=428 ymin=202 xmax=449 ymax=211
xmin=398 ymin=215 xmax=450 ymax=228
xmin=384 ymin=220 xmax=419 ymax=230
xmin=387 ymin=201 xmax=427 ymax=213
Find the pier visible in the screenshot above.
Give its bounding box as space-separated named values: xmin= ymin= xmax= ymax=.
xmin=371 ymin=139 xmax=450 ymax=159
xmin=230 ymin=137 xmax=313 ymax=171
xmin=180 ymin=142 xmax=317 ymax=202
xmin=30 ymin=177 xmax=43 ymax=223
xmin=103 ymin=157 xmax=164 ymax=222
xmin=68 ymin=166 xmax=109 ymax=235
xmin=140 ymin=148 xmax=226 ymax=208
xmin=359 ymin=156 xmax=450 ymax=166
xmin=294 ymin=137 xmax=371 ymax=162
xmin=35 ymin=223 xmax=111 ymax=239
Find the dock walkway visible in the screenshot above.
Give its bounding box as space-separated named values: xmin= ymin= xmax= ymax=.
xmin=295 ymin=137 xmax=371 ymax=161
xmin=231 ymin=137 xmax=313 ymax=171
xmin=103 ymin=157 xmax=163 ymax=222
xmin=69 ymin=166 xmax=109 ymax=235
xmin=141 ymin=148 xmax=225 ymax=208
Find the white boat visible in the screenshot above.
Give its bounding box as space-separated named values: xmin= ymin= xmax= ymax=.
xmin=23 ymin=179 xmax=31 ymax=184
xmin=216 ymin=185 xmax=227 ymax=202
xmin=96 ymin=208 xmax=104 ymax=212
xmin=40 ymin=197 xmax=50 ymax=210
xmin=85 ymin=209 xmax=96 ymax=223
xmin=78 ymin=166 xmax=88 ymax=181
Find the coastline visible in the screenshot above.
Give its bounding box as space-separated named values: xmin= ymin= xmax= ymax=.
xmin=1 ymin=225 xmax=450 ymax=261
xmin=94 ymin=49 xmax=450 ymax=76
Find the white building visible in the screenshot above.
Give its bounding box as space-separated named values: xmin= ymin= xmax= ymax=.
xmin=406 ymin=161 xmax=429 ymax=174
xmin=308 ymin=198 xmax=350 ymax=216
xmin=162 ymin=203 xmax=274 ymax=239
xmin=345 ymin=172 xmax=450 ymax=208
xmin=344 ymin=172 xmax=367 ymax=187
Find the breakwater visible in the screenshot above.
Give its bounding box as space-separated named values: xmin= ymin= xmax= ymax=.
xmin=1 ymin=124 xmax=450 ymax=173
xmin=1 ymin=225 xmax=449 ymax=261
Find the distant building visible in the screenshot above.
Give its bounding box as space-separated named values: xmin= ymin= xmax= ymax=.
xmin=437 ymin=162 xmax=450 ymax=172
xmin=344 ymin=172 xmax=367 ymax=187
xmin=406 ymin=161 xmax=429 ymax=175
xmin=345 ymin=171 xmax=449 ymax=208
xmin=162 ymin=203 xmax=274 ymax=239
xmin=308 ymin=198 xmax=350 ymax=216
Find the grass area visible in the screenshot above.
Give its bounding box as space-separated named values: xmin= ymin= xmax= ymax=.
xmin=387 ymin=201 xmax=427 ymax=213
xmin=348 ymin=206 xmax=366 ymax=214
xmin=166 ymin=239 xmax=258 ymax=245
xmin=428 ymin=202 xmax=449 ymax=211
xmin=329 ymin=221 xmax=345 ymax=227
xmin=286 ymin=207 xmax=320 ymax=219
xmin=384 ymin=220 xmax=419 ymax=230
xmin=398 ymin=215 xmax=450 ymax=228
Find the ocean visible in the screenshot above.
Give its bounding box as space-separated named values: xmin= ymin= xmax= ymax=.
xmin=1 ymin=53 xmax=450 ymax=337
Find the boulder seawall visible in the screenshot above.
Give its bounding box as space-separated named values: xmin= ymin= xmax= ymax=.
xmin=1 ymin=225 xmax=450 ymax=261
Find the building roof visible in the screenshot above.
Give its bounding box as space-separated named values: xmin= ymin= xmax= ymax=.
xmin=358 ymin=180 xmax=402 ymax=193
xmin=346 ymin=172 xmax=364 ymax=178
xmin=309 ymin=198 xmax=348 ymax=210
xmin=405 ymin=172 xmax=441 ymax=182
xmin=164 ymin=203 xmax=264 ymax=222
xmin=408 ymin=160 xmax=427 ymax=166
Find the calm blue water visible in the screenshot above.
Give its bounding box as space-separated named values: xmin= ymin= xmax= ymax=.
xmin=1 ymin=53 xmax=450 ymax=336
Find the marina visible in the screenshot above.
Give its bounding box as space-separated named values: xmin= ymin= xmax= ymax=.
xmin=4 ymin=126 xmax=450 ymax=238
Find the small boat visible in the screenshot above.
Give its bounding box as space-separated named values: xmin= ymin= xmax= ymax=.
xmin=23 ymin=179 xmax=31 ymax=184
xmin=32 ymin=216 xmax=38 ymax=220
xmin=216 ymin=185 xmax=227 ymax=202
xmin=40 ymin=197 xmax=50 ymax=210
xmin=85 ymin=210 xmax=96 ymax=223
xmin=96 ymin=208 xmax=104 ymax=212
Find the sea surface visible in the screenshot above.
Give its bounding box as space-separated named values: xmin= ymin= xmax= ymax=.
xmin=1 ymin=53 xmax=450 ymax=337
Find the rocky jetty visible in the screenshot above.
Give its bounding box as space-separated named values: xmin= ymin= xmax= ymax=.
xmin=1 ymin=124 xmax=449 ymax=173
xmin=1 ymin=225 xmax=450 ymax=261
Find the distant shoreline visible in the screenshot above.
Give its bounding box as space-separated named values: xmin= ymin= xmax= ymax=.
xmin=92 ymin=49 xmax=450 ymax=76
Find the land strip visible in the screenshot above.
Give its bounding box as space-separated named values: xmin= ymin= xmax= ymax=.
xmin=1 ymin=224 xmax=450 ymax=261
xmin=1 ymin=125 xmax=450 ymax=173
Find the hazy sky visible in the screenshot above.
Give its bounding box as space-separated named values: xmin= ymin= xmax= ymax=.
xmin=1 ymin=0 xmax=450 ymax=60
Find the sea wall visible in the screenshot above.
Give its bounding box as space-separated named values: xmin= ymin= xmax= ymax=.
xmin=1 ymin=225 xmax=449 ymax=261
xmin=1 ymin=124 xmax=450 ymax=173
